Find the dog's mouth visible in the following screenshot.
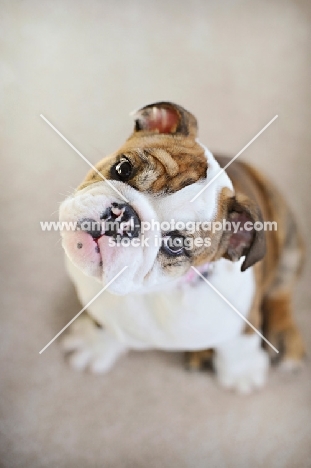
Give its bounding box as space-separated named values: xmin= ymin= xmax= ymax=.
xmin=59 ymin=181 xmax=162 ymax=293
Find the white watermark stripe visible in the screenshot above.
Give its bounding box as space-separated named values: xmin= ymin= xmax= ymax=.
xmin=191 ymin=266 xmax=279 ymax=353
xmin=39 ymin=266 xmax=128 ymax=354
xmin=40 ymin=114 xmax=129 ymax=203
xmin=190 ymin=115 xmax=278 ymax=202
xmin=39 ymin=219 xmax=278 ymax=233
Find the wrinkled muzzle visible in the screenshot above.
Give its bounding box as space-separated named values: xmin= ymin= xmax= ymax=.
xmin=59 ymin=181 xmax=161 ymax=294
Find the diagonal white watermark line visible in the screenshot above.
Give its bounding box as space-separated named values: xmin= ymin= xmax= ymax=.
xmin=190 ymin=115 xmax=278 ymax=202
xmin=39 ymin=266 xmax=128 ymax=354
xmin=191 ymin=266 xmax=279 ymax=353
xmin=40 ymin=114 xmax=129 ymax=203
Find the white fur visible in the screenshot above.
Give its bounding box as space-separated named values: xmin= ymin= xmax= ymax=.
xmin=61 ymin=315 xmax=127 ymax=373
xmin=213 ymin=334 xmax=269 ymax=394
xmin=66 ymin=256 xmax=255 ymax=351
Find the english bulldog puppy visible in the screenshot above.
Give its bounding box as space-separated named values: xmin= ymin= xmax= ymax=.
xmin=59 ymin=102 xmax=305 ymax=393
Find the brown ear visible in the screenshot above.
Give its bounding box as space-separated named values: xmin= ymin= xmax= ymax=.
xmin=131 ymin=101 xmax=198 ymax=138
xmin=221 ymin=194 xmax=266 ymax=271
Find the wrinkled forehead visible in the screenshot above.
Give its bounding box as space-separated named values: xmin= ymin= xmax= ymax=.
xmin=145 ymin=146 xmax=233 ymax=224
xmin=79 ymin=133 xmax=209 ymax=194
xmin=125 ymin=130 xmax=206 ymax=161
xmin=77 ymin=101 xmax=233 ymax=201
xmin=76 ymin=140 xmax=233 ymax=222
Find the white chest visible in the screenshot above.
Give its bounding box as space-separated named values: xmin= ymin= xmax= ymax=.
xmin=66 ymin=258 xmax=255 ymax=351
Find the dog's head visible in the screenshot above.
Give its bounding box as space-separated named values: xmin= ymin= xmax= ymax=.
xmin=59 ymin=102 xmax=266 ymax=294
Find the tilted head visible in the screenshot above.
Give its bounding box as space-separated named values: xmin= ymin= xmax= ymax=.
xmin=59 ymin=102 xmax=266 ymax=294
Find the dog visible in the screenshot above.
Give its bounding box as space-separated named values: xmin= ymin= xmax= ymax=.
xmin=59 ymin=102 xmax=305 ymax=393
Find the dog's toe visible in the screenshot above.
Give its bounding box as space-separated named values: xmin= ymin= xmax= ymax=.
xmin=60 ymin=315 xmax=127 ymax=374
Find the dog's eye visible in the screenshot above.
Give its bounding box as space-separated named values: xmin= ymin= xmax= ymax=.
xmin=162 ymin=234 xmax=185 ymax=256
xmin=115 ymin=157 xmax=133 ymax=181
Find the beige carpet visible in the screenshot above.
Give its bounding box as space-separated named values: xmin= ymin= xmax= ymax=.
xmin=1 ymin=1 xmax=311 ymax=466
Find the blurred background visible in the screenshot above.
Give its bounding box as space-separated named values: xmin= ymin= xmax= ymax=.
xmin=1 ymin=1 xmax=311 ymax=466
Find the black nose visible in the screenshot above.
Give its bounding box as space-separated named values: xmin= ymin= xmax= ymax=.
xmin=78 ymin=218 xmax=103 ymax=238
xmin=100 ymin=203 xmax=141 ymax=239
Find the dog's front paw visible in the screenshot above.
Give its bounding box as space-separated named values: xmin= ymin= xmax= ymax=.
xmin=214 ymin=335 xmax=269 ymax=394
xmin=60 ymin=315 xmax=126 ymax=373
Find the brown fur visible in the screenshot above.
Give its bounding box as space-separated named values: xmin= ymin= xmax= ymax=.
xmin=78 ymin=102 xmax=207 ymax=194
xmin=78 ymin=135 xmax=208 ymax=194
xmin=187 ymin=156 xmax=305 ymax=371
